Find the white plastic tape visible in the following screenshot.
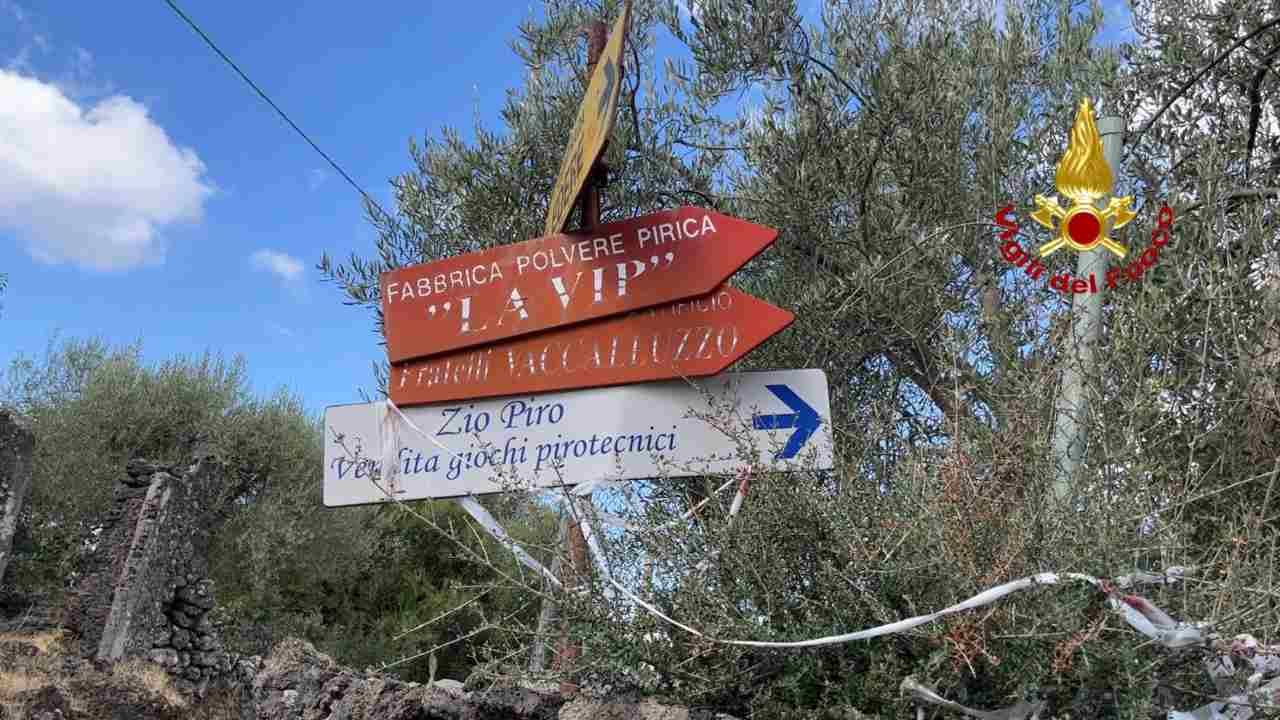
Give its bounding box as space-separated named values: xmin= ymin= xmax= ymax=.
xmin=374 ymin=401 xmax=561 ymax=588
xmin=1114 ymin=567 xmax=1190 ymax=587
xmin=727 ymin=473 xmax=750 ymax=519
xmin=1112 ymin=593 xmax=1212 ymax=648
xmin=372 ymin=399 xmax=1277 ymax=718
xmin=557 ymin=476 xmax=741 ymax=533
xmin=572 ymin=517 xmax=1181 ymax=649
xmin=902 ymin=676 xmax=1044 ymax=720
xmin=376 ymin=399 xmax=1199 ymax=652
xmin=1168 ymin=675 xmax=1280 ymax=720
xmin=456 ymin=496 xmax=562 ymax=589
xmin=380 ymin=401 xmax=402 ymax=497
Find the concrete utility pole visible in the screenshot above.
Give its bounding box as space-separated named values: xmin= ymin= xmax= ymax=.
xmin=1049 ymin=116 xmax=1124 ymax=505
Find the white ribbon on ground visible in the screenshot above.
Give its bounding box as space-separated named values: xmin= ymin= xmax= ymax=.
xmin=901 ymin=676 xmax=1044 ymax=720
xmin=1112 ymin=593 xmax=1212 ymax=648
xmin=1113 ymin=567 xmax=1190 ymax=587
xmin=1189 ymin=634 xmax=1280 ymax=719
xmin=373 ymin=399 xmax=1197 ymax=650
xmin=573 ymin=506 xmax=1183 ymax=649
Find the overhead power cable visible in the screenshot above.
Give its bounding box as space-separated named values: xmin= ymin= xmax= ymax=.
xmin=161 ymin=0 xmax=394 ymax=223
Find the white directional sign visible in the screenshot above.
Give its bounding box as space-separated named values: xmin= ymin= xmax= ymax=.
xmin=323 ymin=369 xmax=833 ymax=506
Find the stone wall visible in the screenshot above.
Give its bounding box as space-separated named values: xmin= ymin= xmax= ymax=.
xmin=7 ymin=633 xmax=745 ymax=720
xmin=247 ymin=638 xmax=734 ymax=720
xmin=66 ymin=455 xmax=233 ymax=693
xmin=0 ymin=409 xmax=35 ymax=584
xmin=147 ymin=573 xmax=232 ymax=688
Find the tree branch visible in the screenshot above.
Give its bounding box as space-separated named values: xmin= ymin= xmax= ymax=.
xmin=1244 ymin=42 xmax=1280 ymax=180
xmin=1127 ymin=16 xmax=1280 ymax=156
xmin=1176 ymin=187 xmax=1280 ymax=216
xmin=884 ymin=342 xmax=978 ymax=430
xmin=673 ymin=139 xmax=747 ymax=153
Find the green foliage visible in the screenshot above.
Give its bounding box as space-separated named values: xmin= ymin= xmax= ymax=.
xmin=319 ymin=0 xmax=1280 ymax=715
xmin=2 ymin=336 xmax=253 ymax=591
xmin=214 ymin=488 xmax=559 ymax=683
xmin=1 ymin=335 xmax=559 ymax=683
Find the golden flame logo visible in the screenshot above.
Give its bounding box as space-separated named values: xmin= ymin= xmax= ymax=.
xmin=1030 ymin=98 xmax=1135 ymax=259
xmin=1056 ymin=100 xmax=1112 ymax=204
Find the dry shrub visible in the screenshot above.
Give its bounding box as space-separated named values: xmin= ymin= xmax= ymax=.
xmin=0 ymin=670 xmax=50 ymax=700
xmin=189 ymin=685 xmax=248 ymax=720
xmin=0 ymin=630 xmax=65 ymax=656
xmin=943 ymin=616 xmax=1002 ymax=676
xmin=1050 ymin=613 xmax=1107 ymax=676
xmin=0 ymin=629 xmax=66 ymax=719
xmin=111 ymin=659 xmax=188 ymax=709
xmin=0 ymin=627 xmax=197 ymax=718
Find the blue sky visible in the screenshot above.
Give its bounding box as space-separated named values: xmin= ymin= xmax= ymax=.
xmin=0 ymin=0 xmax=1135 ymax=418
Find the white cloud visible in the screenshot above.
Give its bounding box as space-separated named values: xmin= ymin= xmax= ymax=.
xmin=251 ymin=249 xmax=304 ymax=282
xmin=0 ymin=69 xmax=212 ymax=271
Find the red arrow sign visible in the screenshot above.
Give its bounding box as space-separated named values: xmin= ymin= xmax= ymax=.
xmin=388 ymin=286 xmax=793 ymax=406
xmin=379 ymin=208 xmax=777 ymax=363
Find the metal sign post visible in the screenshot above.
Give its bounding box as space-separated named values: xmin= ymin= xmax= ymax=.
xmin=544 ymin=4 xmax=631 ymax=237
xmin=558 ymin=17 xmax=611 ymax=693
xmin=327 ymin=0 xmax=809 ymax=688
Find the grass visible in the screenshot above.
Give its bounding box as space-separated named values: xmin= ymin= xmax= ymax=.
xmin=0 ymin=670 xmax=54 ymax=719
xmin=112 ymin=659 xmax=188 ymax=709
xmin=0 ymin=628 xmax=198 ymax=718
xmin=0 ymin=630 xmax=65 ymax=655
xmin=0 ymin=629 xmax=64 ymax=717
xmin=0 ymin=629 xmax=70 ymax=719
xmin=0 ymin=670 xmax=50 ymax=697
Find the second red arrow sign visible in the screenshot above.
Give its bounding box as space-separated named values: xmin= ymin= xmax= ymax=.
xmin=388 ymin=286 xmax=793 ymax=405
xmin=379 ymin=208 xmax=777 ymax=364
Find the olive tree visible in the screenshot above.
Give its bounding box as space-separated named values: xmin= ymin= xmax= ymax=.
xmin=320 ymin=0 xmax=1280 ymax=716
xmin=0 ymin=336 xmax=554 ymax=682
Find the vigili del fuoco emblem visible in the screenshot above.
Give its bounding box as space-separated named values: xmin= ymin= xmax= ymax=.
xmin=1030 ymin=98 xmax=1136 ymax=259
xmin=993 ymin=98 xmax=1175 ymax=295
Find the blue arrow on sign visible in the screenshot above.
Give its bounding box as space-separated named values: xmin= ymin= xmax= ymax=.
xmin=751 ymin=384 xmax=822 ymax=459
